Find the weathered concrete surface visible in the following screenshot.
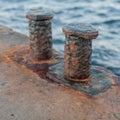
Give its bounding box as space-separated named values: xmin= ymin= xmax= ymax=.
xmin=0 ymin=25 xmax=120 ymax=120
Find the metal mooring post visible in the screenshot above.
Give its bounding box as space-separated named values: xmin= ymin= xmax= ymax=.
xmin=63 ymin=23 xmax=98 ymax=82
xmin=26 ymin=9 xmax=54 ymax=60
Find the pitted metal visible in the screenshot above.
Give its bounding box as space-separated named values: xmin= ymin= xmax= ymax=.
xmin=63 ymin=23 xmax=98 ymax=82
xmin=26 ymin=9 xmax=54 ymax=60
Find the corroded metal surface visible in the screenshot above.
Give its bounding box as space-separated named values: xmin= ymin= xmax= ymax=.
xmin=47 ymin=58 xmax=118 ymax=95
xmin=63 ymin=23 xmax=98 ymax=81
xmin=3 ymin=45 xmax=61 ymax=79
xmin=64 ymin=35 xmax=92 ymax=81
xmin=63 ymin=23 xmax=98 ymax=40
xmin=26 ymin=9 xmax=53 ymax=60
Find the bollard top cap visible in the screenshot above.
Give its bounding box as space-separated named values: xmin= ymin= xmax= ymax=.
xmin=63 ymin=23 xmax=99 ymax=40
xmin=26 ymin=9 xmax=54 ymax=21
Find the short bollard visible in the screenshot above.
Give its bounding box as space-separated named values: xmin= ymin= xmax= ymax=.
xmin=63 ymin=23 xmax=98 ymax=82
xmin=26 ymin=9 xmax=54 ymax=60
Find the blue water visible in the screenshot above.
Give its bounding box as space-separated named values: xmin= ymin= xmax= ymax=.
xmin=0 ymin=0 xmax=120 ymax=76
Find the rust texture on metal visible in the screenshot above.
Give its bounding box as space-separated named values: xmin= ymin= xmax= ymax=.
xmin=3 ymin=45 xmax=61 ymax=79
xmin=26 ymin=9 xmax=54 ymax=60
xmin=47 ymin=60 xmax=118 ymax=95
xmin=63 ymin=23 xmax=99 ymax=82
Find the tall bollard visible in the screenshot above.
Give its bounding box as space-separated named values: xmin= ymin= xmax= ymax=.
xmin=63 ymin=23 xmax=98 ymax=82
xmin=26 ymin=9 xmax=54 ymax=60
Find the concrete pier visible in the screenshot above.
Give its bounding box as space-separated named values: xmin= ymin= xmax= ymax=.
xmin=0 ymin=25 xmax=120 ymax=120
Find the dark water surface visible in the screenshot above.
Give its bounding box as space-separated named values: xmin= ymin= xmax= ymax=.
xmin=0 ymin=0 xmax=120 ymax=76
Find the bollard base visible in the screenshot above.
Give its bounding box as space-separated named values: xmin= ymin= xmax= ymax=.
xmin=47 ymin=58 xmax=118 ymax=95
xmin=3 ymin=45 xmax=62 ymax=79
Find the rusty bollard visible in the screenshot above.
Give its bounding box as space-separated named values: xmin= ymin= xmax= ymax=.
xmin=26 ymin=9 xmax=54 ymax=60
xmin=63 ymin=23 xmax=98 ymax=82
